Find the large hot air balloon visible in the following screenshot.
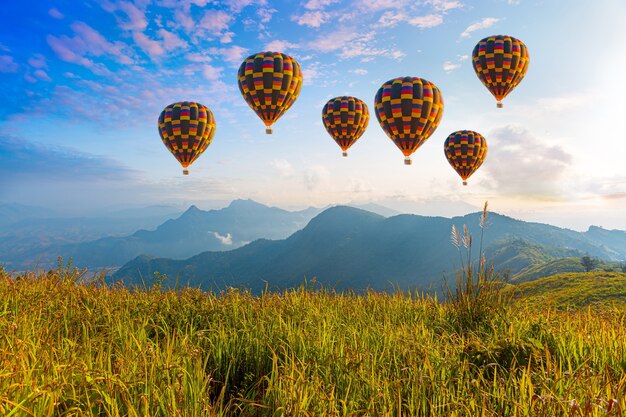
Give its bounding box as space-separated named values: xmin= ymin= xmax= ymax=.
xmin=322 ymin=96 xmax=369 ymax=157
xmin=374 ymin=77 xmax=444 ymax=165
xmin=157 ymin=101 xmax=216 ymax=175
xmin=237 ymin=51 xmax=303 ymax=134
xmin=444 ymin=130 xmax=487 ymax=186
xmin=472 ymin=35 xmax=529 ymax=108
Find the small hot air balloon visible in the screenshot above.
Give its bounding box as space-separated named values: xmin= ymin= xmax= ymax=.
xmin=374 ymin=77 xmax=444 ymax=165
xmin=157 ymin=101 xmax=216 ymax=175
xmin=472 ymin=35 xmax=529 ymax=108
xmin=322 ymin=96 xmax=369 ymax=157
xmin=237 ymin=51 xmax=303 ymax=134
xmin=444 ymin=130 xmax=487 ymax=186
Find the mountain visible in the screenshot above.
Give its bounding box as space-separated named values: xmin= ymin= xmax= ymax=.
xmin=113 ymin=206 xmax=626 ymax=293
xmin=3 ymin=199 xmax=322 ymax=269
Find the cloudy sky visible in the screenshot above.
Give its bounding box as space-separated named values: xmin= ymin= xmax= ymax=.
xmin=1 ymin=0 xmax=625 ymax=230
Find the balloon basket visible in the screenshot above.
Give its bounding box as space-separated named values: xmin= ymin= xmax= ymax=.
xmin=266 ymin=127 xmax=273 ymax=134
xmin=497 ymin=102 xmax=503 ymax=108
xmin=183 ymin=169 xmax=189 ymax=175
xmin=404 ymin=156 xmax=412 ymax=165
xmin=463 ymin=180 xmax=467 ymax=186
xmin=342 ymin=151 xmax=348 ymax=157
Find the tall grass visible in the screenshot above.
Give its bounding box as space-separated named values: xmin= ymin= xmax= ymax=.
xmin=2 ymin=258 xmax=625 ymax=416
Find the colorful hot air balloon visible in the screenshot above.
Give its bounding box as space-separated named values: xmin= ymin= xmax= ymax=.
xmin=374 ymin=77 xmax=444 ymax=165
xmin=444 ymin=130 xmax=488 ymax=186
xmin=472 ymin=35 xmax=529 ymax=108
xmin=237 ymin=51 xmax=303 ymax=134
xmin=322 ymin=96 xmax=369 ymax=157
xmin=157 ymin=101 xmax=216 ymax=175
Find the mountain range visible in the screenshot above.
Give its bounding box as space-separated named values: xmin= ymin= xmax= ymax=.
xmin=113 ymin=205 xmax=626 ymax=293
xmin=0 ymin=200 xmax=321 ymax=269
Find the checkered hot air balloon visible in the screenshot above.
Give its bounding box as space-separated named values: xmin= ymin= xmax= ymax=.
xmin=322 ymin=96 xmax=369 ymax=157
xmin=237 ymin=51 xmax=303 ymax=134
xmin=157 ymin=101 xmax=216 ymax=175
xmin=444 ymin=130 xmax=488 ymax=186
xmin=374 ymin=77 xmax=444 ymax=165
xmin=472 ymin=35 xmax=529 ymax=108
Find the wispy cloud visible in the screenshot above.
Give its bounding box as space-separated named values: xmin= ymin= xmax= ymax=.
xmin=48 ymin=7 xmax=64 ymax=19
xmin=460 ymin=17 xmax=499 ymax=38
xmin=47 ymin=21 xmax=134 ymax=75
xmin=270 ymin=159 xmax=295 ymax=177
xmin=408 ymin=14 xmax=443 ymax=28
xmin=0 ymin=55 xmax=19 ymax=73
xmin=0 ymin=135 xmax=137 ymax=181
xmin=482 ymin=126 xmax=573 ymax=198
xmin=293 ymin=10 xmax=330 ymax=27
xmin=265 ymin=40 xmax=299 ymax=53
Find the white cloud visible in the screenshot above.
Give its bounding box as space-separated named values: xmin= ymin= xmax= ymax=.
xmin=377 ymin=11 xmax=406 ymax=27
xmin=0 ymin=55 xmax=19 ymax=73
xmin=460 ymin=17 xmax=499 ymax=38
xmin=48 ymin=8 xmax=64 ymax=19
xmin=47 ymin=21 xmax=134 ymax=72
xmin=28 ymin=54 xmax=47 ymax=68
xmin=217 ymin=45 xmax=248 ymax=64
xmin=265 ymin=40 xmax=299 ymax=52
xmin=360 ymin=0 xmax=406 ymax=11
xmin=133 ymin=32 xmax=165 ymax=59
xmin=443 ymin=54 xmax=468 ymax=73
xmin=199 ymin=10 xmax=233 ymax=37
xmin=303 ymin=165 xmax=331 ymax=190
xmin=211 ymin=231 xmax=233 ymax=245
xmin=202 ymin=64 xmax=223 ymax=80
xmin=257 ymin=8 xmax=277 ymax=23
xmin=117 ymin=1 xmax=148 ymax=31
xmin=33 ymin=69 xmax=52 ymax=82
xmin=426 ymin=0 xmax=463 ymax=12
xmin=352 ymin=68 xmax=368 ymax=75
xmin=443 ymin=61 xmax=460 ymax=73
xmin=271 ymin=159 xmax=295 ymax=177
xmin=483 ymin=125 xmax=573 ymax=197
xmin=157 ymin=29 xmax=188 ymax=51
xmin=409 ymin=14 xmax=444 ymax=28
xmin=293 ymin=11 xmax=329 ymax=27
xmin=185 ymin=52 xmax=212 ymax=62
xmin=304 ymin=0 xmax=337 ymax=9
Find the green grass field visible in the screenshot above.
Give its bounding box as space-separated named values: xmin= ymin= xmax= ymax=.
xmin=1 ymin=264 xmax=625 ymax=416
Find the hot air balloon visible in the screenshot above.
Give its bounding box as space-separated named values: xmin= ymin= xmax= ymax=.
xmin=237 ymin=51 xmax=303 ymax=134
xmin=472 ymin=35 xmax=529 ymax=108
xmin=444 ymin=130 xmax=487 ymax=186
xmin=157 ymin=101 xmax=216 ymax=175
xmin=374 ymin=77 xmax=444 ymax=165
xmin=322 ymin=96 xmax=369 ymax=157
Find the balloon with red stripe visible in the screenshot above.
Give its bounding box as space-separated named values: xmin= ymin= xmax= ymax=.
xmin=237 ymin=51 xmax=303 ymax=134
xmin=322 ymin=96 xmax=369 ymax=157
xmin=472 ymin=35 xmax=529 ymax=108
xmin=444 ymin=130 xmax=488 ymax=186
xmin=157 ymin=101 xmax=216 ymax=175
xmin=374 ymin=77 xmax=444 ymax=165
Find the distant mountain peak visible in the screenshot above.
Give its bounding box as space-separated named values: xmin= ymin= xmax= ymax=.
xmin=227 ymin=199 xmax=275 ymax=211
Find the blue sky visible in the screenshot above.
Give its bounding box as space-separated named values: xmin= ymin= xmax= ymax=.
xmin=1 ymin=0 xmax=625 ymax=230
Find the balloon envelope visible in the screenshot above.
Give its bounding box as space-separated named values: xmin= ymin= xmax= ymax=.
xmin=322 ymin=96 xmax=369 ymax=157
xmin=157 ymin=101 xmax=216 ymax=175
xmin=472 ymin=35 xmax=529 ymax=107
xmin=237 ymin=51 xmax=303 ymax=134
xmin=444 ymin=130 xmax=487 ymax=185
xmin=374 ymin=77 xmax=444 ymax=164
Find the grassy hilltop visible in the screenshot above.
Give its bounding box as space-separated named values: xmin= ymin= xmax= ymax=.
xmin=1 ymin=265 xmax=625 ymax=417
